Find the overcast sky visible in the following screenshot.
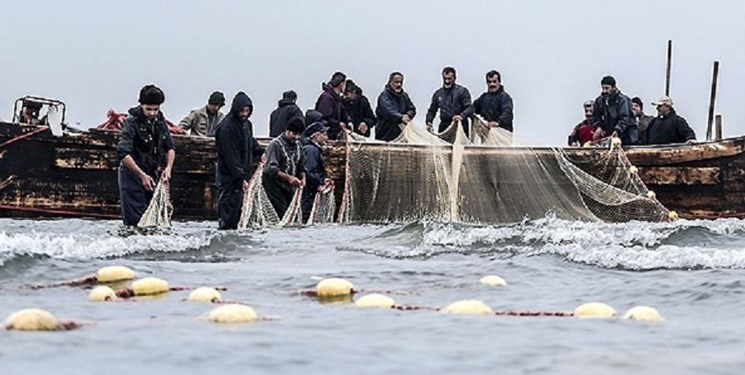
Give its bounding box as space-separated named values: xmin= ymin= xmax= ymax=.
xmin=1 ymin=0 xmax=743 ymax=145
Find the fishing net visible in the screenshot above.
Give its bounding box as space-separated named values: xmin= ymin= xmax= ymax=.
xmin=237 ymin=162 xmax=306 ymax=229
xmin=137 ymin=180 xmax=173 ymax=228
xmin=307 ymin=186 xmax=337 ymax=225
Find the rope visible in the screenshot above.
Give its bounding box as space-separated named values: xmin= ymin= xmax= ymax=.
xmin=0 ymin=126 xmax=49 ymax=149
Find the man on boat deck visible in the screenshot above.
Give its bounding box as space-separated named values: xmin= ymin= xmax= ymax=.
xmin=631 ymin=96 xmax=654 ymax=137
xmin=426 ymin=66 xmax=474 ymax=135
xmin=269 ymin=90 xmax=304 ymax=137
xmin=19 ymin=100 xmax=45 ymax=125
xmin=568 ymin=100 xmax=599 ymax=146
xmin=302 ymin=121 xmax=333 ymax=223
xmin=474 ymin=70 xmax=514 ymax=133
xmin=638 ymin=95 xmax=696 ymax=145
xmin=215 ymin=92 xmax=265 ymax=230
xmin=343 ymin=80 xmax=376 ymax=137
xmin=178 ymin=91 xmax=226 ymax=137
xmin=591 ymin=75 xmax=638 ymax=145
xmin=116 ymin=85 xmax=175 ymax=226
xmin=262 ymin=117 xmax=307 ymax=219
xmin=315 ymin=72 xmax=353 ymax=140
xmin=375 ymin=71 xmax=417 ymax=141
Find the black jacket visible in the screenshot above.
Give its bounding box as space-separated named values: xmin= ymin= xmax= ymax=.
xmin=303 ymin=141 xmax=325 ymax=192
xmin=592 ymin=90 xmax=638 ymax=144
xmin=344 ymin=94 xmax=376 ymax=137
xmin=116 ymin=106 xmax=175 ymax=179
xmin=315 ymin=84 xmax=351 ymax=140
xmin=215 ymin=92 xmax=264 ymax=189
xmin=426 ymin=84 xmax=474 ymax=132
xmin=375 ymin=85 xmax=417 ymax=141
xmin=474 ymin=86 xmax=514 ymax=132
xmin=269 ymin=98 xmax=303 ymax=138
xmin=263 ymin=135 xmax=306 ymax=191
xmin=639 ymin=109 xmax=696 ymax=145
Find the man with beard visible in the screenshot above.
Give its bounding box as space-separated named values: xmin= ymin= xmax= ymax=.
xmin=568 ymin=100 xmax=600 ymax=146
xmin=375 ymin=71 xmax=417 ymax=141
xmin=591 ymin=75 xmax=638 ymax=145
xmin=639 ymin=95 xmax=696 ymax=145
xmin=474 ymin=70 xmax=514 ymax=132
xmin=426 ymin=66 xmax=474 ymax=135
xmin=262 ymin=116 xmax=307 ymax=219
xmin=315 ymin=72 xmax=352 ymax=140
xmin=178 ymin=91 xmax=226 ymax=137
xmin=269 ymin=90 xmax=303 ymax=137
xmin=117 ymin=85 xmax=175 ymax=226
xmin=215 ymin=92 xmax=265 ymax=230
xmin=343 ymin=80 xmax=376 ymax=137
xmin=301 ymin=121 xmax=333 ymax=223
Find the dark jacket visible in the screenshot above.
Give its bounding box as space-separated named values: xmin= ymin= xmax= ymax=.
xmin=474 ymin=86 xmax=514 ymax=132
xmin=263 ymin=135 xmax=306 ymax=187
xmin=426 ymin=84 xmax=474 ymax=132
xmin=344 ymin=94 xmax=376 ymax=137
xmin=269 ymin=98 xmax=303 ymax=138
xmin=315 ymin=84 xmax=350 ymax=140
xmin=639 ymin=109 xmax=696 ymax=145
xmin=117 ymin=106 xmax=175 ymax=179
xmin=303 ymin=141 xmax=325 ymax=192
xmin=592 ymin=90 xmax=638 ymax=144
xmin=375 ymin=85 xmax=417 ymax=141
xmin=215 ymin=92 xmax=264 ymax=189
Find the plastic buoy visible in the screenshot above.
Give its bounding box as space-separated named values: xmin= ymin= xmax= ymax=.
xmin=624 ymin=306 xmax=663 ymax=322
xmin=480 ymin=275 xmax=507 ymax=287
xmin=442 ymin=300 xmax=493 ymax=315
xmin=574 ymin=302 xmax=617 ymax=318
xmin=208 ymin=304 xmax=257 ymax=323
xmin=132 ymin=277 xmax=169 ymax=296
xmin=668 ymin=211 xmax=679 ymax=221
xmin=316 ymin=278 xmax=354 ymax=298
xmin=188 ymin=287 xmax=223 ymax=303
xmin=355 ymin=294 xmax=395 ymax=309
xmin=647 ymin=191 xmax=656 ymax=199
xmin=628 ymin=166 xmax=638 ymax=174
xmin=582 ymin=142 xmax=592 ymax=148
xmin=89 ymin=286 xmax=117 ymax=302
xmin=96 ymin=266 xmax=136 ymax=283
xmin=611 ymin=137 xmax=622 ymax=147
xmin=4 ymin=308 xmax=58 ymax=331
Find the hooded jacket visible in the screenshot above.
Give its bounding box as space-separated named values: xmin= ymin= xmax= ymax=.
xmin=179 ymin=105 xmax=225 ymax=137
xmin=375 ymin=85 xmax=417 ymax=141
xmin=117 ymin=106 xmax=175 ymax=178
xmin=592 ymin=89 xmax=638 ymax=144
xmin=474 ymin=86 xmax=514 ymax=132
xmin=269 ymin=98 xmax=303 ymax=138
xmin=315 ymin=84 xmax=351 ymax=139
xmin=639 ymin=109 xmax=696 ymax=145
xmin=426 ymin=84 xmax=474 ymax=132
xmin=344 ymin=90 xmax=376 ymax=137
xmin=215 ymin=92 xmax=264 ymax=188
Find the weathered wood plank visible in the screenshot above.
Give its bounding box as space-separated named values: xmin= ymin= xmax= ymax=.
xmin=637 ymin=167 xmax=720 ymax=185
xmin=625 ymin=138 xmax=745 ymax=166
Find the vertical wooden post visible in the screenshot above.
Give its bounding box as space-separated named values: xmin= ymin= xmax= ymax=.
xmin=715 ymin=114 xmax=723 ymax=141
xmin=706 ymin=61 xmax=720 ymax=141
xmin=665 ymin=40 xmax=673 ymax=96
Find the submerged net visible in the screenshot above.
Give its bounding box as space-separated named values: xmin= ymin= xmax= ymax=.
xmin=307 ymin=186 xmax=337 ymax=225
xmin=137 ymin=180 xmax=173 ymax=228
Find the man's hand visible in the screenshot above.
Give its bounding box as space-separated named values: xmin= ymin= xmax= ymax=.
xmin=140 ymin=173 xmax=155 ymax=192
xmin=161 ymin=167 xmax=172 ymax=184
xmin=243 ymin=180 xmax=249 ymax=193
xmin=324 ymin=178 xmax=334 ymax=187
xmin=359 ymin=122 xmax=368 ymax=134
xmin=261 ymin=153 xmax=267 ymax=163
xmin=611 ymin=131 xmax=619 ymax=138
xmin=592 ymin=128 xmax=604 ymax=141
xmin=401 ymin=114 xmax=411 ymax=124
xmin=287 ymin=176 xmax=302 ymax=187
xmin=452 ymin=115 xmax=463 ymax=123
xmin=426 ymin=122 xmax=433 ymax=131
xmin=488 ymin=121 xmax=499 ymax=128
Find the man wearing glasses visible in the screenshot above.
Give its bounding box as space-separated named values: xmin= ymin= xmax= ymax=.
xmin=474 ymin=70 xmax=514 ymax=132
xmin=179 ymin=91 xmax=226 ymax=137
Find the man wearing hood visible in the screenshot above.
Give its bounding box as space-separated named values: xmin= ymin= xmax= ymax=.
xmin=315 ymin=71 xmax=352 ymax=140
xmin=375 ymin=71 xmax=417 ymax=141
xmin=263 ymin=116 xmax=307 ymax=219
xmin=269 ymin=90 xmax=303 ymax=137
xmin=178 ymin=91 xmax=226 ymax=137
xmin=591 ymin=75 xmax=638 ymax=145
xmin=426 ymin=67 xmax=474 ymax=135
xmin=302 ymin=121 xmax=333 ymax=223
xmin=343 ymin=79 xmax=376 ymax=137
xmin=638 ymin=95 xmax=696 ymax=145
xmin=116 ymin=84 xmax=175 ymax=226
xmin=215 ymin=92 xmax=265 ymax=230
xmin=474 ymin=70 xmax=514 ymax=132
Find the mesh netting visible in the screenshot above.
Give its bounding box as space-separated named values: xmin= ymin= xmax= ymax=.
xmin=137 ymin=180 xmax=173 ymax=228
xmin=306 ymin=186 xmax=337 ymax=225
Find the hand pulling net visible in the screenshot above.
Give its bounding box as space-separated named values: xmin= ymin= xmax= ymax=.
xmin=137 ymin=180 xmax=173 ymax=228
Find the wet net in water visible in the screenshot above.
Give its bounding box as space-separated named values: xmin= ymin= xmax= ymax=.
xmin=137 ymin=180 xmax=173 ymax=228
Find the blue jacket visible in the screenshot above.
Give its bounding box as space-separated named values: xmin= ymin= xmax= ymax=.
xmin=426 ymin=84 xmax=474 ymax=132
xmin=474 ymin=86 xmax=514 ymax=132
xmin=375 ymin=85 xmax=417 ymax=141
xmin=592 ymin=90 xmax=638 ymax=145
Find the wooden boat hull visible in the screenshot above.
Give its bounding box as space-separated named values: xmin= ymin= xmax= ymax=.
xmin=0 ymin=122 xmax=741 ymax=220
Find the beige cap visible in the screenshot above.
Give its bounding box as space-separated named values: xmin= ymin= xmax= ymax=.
xmin=651 ymin=95 xmax=674 ymax=107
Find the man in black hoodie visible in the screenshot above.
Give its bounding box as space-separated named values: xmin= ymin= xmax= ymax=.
xmin=375 ymin=71 xmax=417 ymax=141
xmin=426 ymin=66 xmax=474 ymax=135
xmin=215 ymin=92 xmax=265 ymax=230
xmin=116 ymin=85 xmax=175 ymax=226
xmin=343 ymin=80 xmax=376 ymax=137
xmin=269 ymin=90 xmax=303 ymax=137
xmin=262 ymin=116 xmax=306 ymax=219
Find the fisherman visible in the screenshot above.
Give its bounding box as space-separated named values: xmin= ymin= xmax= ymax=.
xmin=301 ymin=121 xmax=334 ymax=223
xmin=426 ymin=66 xmax=474 ymax=135
xmin=375 ymin=71 xmax=416 ymax=141
xmin=631 ymin=96 xmax=654 ymax=137
xmin=315 ymin=72 xmax=352 ymax=140
xmin=116 ymin=85 xmax=175 ymax=226
xmin=568 ymin=100 xmax=599 ymax=146
xmin=591 ymin=75 xmax=638 ymax=145
xmin=215 ymin=91 xmax=265 ymax=230
xmin=343 ymin=79 xmax=376 ymax=137
xmin=474 ymin=70 xmax=514 ymax=132
xmin=178 ymin=91 xmax=226 ymax=137
xmin=638 ymin=95 xmax=696 ymax=145
xmin=269 ymin=90 xmax=303 ymax=137
xmin=262 ymin=116 xmax=306 ymax=219
xmin=19 ymin=100 xmax=45 ymax=125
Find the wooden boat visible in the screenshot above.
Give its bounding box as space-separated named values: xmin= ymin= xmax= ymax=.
xmin=1 ymin=120 xmax=742 ymax=221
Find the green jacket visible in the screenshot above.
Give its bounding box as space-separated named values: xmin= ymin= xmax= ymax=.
xmin=179 ymin=106 xmax=225 ymax=137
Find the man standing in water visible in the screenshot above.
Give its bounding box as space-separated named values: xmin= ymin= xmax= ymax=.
xmin=215 ymin=92 xmax=265 ymax=230
xmin=116 ymin=85 xmax=175 ymax=226
xmin=474 ymin=70 xmax=514 ymax=133
xmin=426 ymin=66 xmax=474 ymax=135
xmin=375 ymin=71 xmax=417 ymax=141
xmin=302 ymin=121 xmax=333 ymax=223
xmin=591 ymin=75 xmax=638 ymax=145
xmin=262 ymin=116 xmax=306 ymax=219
